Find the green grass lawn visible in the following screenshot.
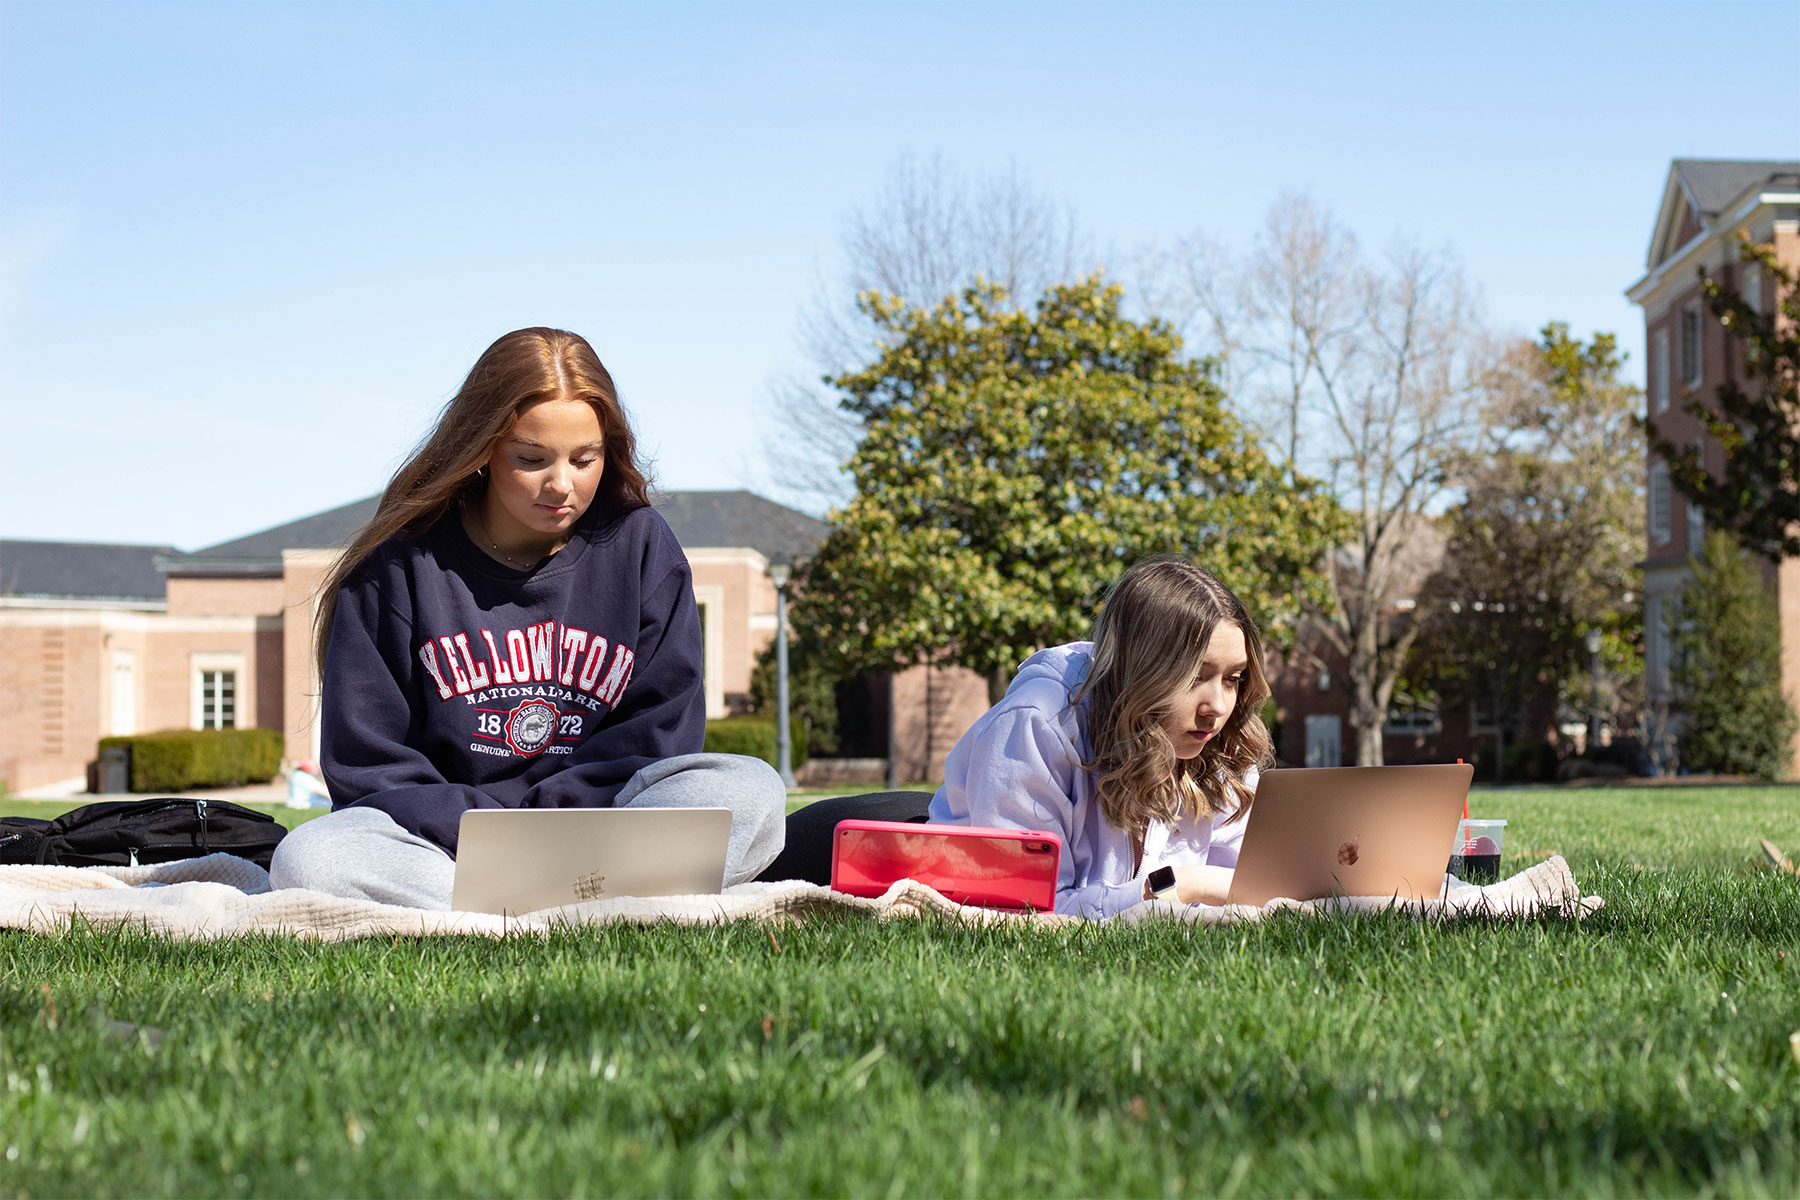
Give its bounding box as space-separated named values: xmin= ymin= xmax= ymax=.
xmin=3 ymin=785 xmax=1799 ymax=1197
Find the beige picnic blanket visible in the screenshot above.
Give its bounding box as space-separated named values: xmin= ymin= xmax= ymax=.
xmin=0 ymin=854 xmax=1600 ymax=940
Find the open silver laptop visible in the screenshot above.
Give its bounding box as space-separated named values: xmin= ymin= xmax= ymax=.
xmin=1225 ymin=764 xmax=1473 ymax=906
xmin=451 ymin=808 xmax=734 ymax=916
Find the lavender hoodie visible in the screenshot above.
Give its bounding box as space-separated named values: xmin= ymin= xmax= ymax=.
xmin=928 ymin=642 xmax=1255 ymax=919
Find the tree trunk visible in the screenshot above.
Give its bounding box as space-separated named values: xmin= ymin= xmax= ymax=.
xmin=1346 ymin=609 xmax=1388 ymax=767
xmin=1350 ymin=694 xmax=1386 ymax=766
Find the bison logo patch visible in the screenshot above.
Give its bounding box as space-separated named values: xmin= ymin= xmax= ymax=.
xmin=503 ymin=698 xmax=558 ymax=756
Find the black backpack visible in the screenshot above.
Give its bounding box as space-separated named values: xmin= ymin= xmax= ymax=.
xmin=0 ymin=798 xmax=288 ymax=870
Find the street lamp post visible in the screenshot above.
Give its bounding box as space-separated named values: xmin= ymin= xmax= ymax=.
xmin=768 ymin=560 xmax=797 ymax=789
xmin=1585 ymin=627 xmax=1603 ymax=755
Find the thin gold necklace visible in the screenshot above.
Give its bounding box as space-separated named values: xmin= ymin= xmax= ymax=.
xmin=469 ymin=504 xmax=541 ymax=570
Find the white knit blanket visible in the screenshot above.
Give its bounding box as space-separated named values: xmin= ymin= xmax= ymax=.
xmin=0 ymin=854 xmax=1601 ymax=940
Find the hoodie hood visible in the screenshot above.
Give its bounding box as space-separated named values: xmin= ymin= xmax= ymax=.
xmin=1005 ymin=641 xmax=1094 ymax=705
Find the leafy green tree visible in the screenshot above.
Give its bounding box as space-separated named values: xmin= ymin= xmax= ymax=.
xmin=1648 ymin=237 xmax=1799 ymax=560
xmin=793 ymin=275 xmax=1347 ymax=696
xmin=1669 ymin=531 xmax=1798 ymax=779
xmin=749 ymin=638 xmax=840 ymax=757
xmin=1415 ymin=324 xmax=1646 ymax=759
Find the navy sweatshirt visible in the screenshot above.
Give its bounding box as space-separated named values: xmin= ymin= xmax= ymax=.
xmin=319 ymin=502 xmax=705 ymax=854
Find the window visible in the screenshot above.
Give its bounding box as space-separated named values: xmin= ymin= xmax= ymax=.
xmin=199 ymin=670 xmax=236 ymax=729
xmin=1652 ymin=329 xmax=1670 ymax=414
xmin=1649 ymin=461 xmax=1671 ymax=545
xmin=1740 ymin=264 xmax=1764 ymax=373
xmin=1303 ymin=715 xmax=1341 ymax=768
xmin=1679 ymin=304 xmax=1702 ymax=387
xmin=1384 ymin=706 xmax=1441 ymax=737
xmin=1647 ymin=595 xmax=1673 ymax=697
xmin=190 ymin=652 xmax=246 ymax=730
xmin=110 ymin=651 xmax=137 ymax=737
xmin=1686 ymin=440 xmax=1705 ymax=554
xmin=691 ymin=583 xmax=727 ymax=719
xmin=1743 ymin=264 xmax=1762 ymax=315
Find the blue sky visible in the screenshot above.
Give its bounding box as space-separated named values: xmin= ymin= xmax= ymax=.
xmin=2 ymin=0 xmax=1795 ymax=549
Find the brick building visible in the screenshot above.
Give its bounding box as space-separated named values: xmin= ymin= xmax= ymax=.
xmin=1625 ymin=159 xmax=1800 ymax=776
xmin=0 ymin=491 xmax=850 ymax=792
xmin=1258 ymin=521 xmax=1551 ymax=773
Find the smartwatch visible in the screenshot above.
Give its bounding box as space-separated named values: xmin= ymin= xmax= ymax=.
xmin=1145 ymin=865 xmax=1178 ymax=901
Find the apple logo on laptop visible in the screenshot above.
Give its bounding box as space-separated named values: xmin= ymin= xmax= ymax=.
xmin=1336 ymin=840 xmax=1360 ymax=866
xmin=574 ymin=869 xmax=608 ymax=901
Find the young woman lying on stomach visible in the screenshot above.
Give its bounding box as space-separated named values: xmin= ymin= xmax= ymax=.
xmin=929 ymin=558 xmax=1272 ymax=918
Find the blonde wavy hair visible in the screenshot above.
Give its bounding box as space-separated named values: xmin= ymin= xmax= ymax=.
xmin=1074 ymin=558 xmax=1273 ymax=835
xmin=313 ymin=328 xmax=651 ymax=676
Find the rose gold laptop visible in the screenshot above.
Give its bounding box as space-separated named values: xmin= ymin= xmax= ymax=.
xmin=451 ymin=808 xmax=733 ymax=916
xmin=1225 ymin=764 xmax=1473 ymax=906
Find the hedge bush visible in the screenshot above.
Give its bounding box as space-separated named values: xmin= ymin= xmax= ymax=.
xmin=1502 ymin=737 xmax=1559 ymax=784
xmin=702 ymin=716 xmax=808 ymax=772
xmin=96 ymin=728 xmax=284 ymax=793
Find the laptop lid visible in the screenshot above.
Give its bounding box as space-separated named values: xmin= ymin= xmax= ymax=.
xmin=451 ymin=807 xmax=733 ymax=916
xmin=1225 ymin=764 xmax=1473 ymax=906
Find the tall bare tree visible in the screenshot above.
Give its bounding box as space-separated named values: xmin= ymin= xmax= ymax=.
xmin=1415 ymin=325 xmax=1646 ymax=770
xmin=1152 ymin=196 xmax=1487 ymax=764
xmin=761 ymin=155 xmax=1090 ymax=512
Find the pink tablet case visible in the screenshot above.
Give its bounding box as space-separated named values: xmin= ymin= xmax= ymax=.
xmin=830 ymin=820 xmax=1062 ymax=911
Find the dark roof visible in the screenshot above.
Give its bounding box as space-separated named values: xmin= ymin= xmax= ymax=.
xmin=1673 ymin=159 xmax=1800 ymax=218
xmin=0 ymin=539 xmax=174 ymax=602
xmin=652 ymin=490 xmax=830 ymax=563
xmin=158 ymin=489 xmax=830 ymax=576
xmin=191 ymin=496 xmax=379 ymax=560
xmin=155 ymin=495 xmax=381 ymax=577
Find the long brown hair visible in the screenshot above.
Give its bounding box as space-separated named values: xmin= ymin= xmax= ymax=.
xmin=1074 ymin=558 xmax=1273 ymax=835
xmin=313 ymin=327 xmax=651 ymax=674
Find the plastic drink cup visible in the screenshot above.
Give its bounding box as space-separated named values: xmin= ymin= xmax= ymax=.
xmin=1448 ymin=818 xmax=1507 ymax=884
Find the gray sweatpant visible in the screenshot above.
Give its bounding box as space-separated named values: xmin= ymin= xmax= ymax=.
xmin=268 ymin=753 xmax=786 ymax=910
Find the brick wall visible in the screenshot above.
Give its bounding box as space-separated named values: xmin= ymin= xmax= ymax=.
xmin=888 ymin=663 xmax=989 ymax=783
xmin=166 ymin=576 xmax=286 ymax=617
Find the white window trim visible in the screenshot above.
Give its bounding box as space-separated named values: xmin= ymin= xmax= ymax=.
xmin=190 ymin=651 xmax=247 ymax=730
xmin=1647 ymin=595 xmax=1673 ymax=698
xmin=691 ymin=584 xmax=727 ymax=720
xmin=1652 ymin=328 xmax=1671 ymax=414
xmin=109 ymin=649 xmax=137 ymax=737
xmin=1680 ymin=302 xmax=1703 ymax=388
xmin=1742 ymin=263 xmax=1762 ymax=315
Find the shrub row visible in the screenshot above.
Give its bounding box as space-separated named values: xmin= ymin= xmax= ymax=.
xmin=703 ymin=716 xmax=809 ymax=772
xmin=97 ymin=728 xmax=284 ymax=793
